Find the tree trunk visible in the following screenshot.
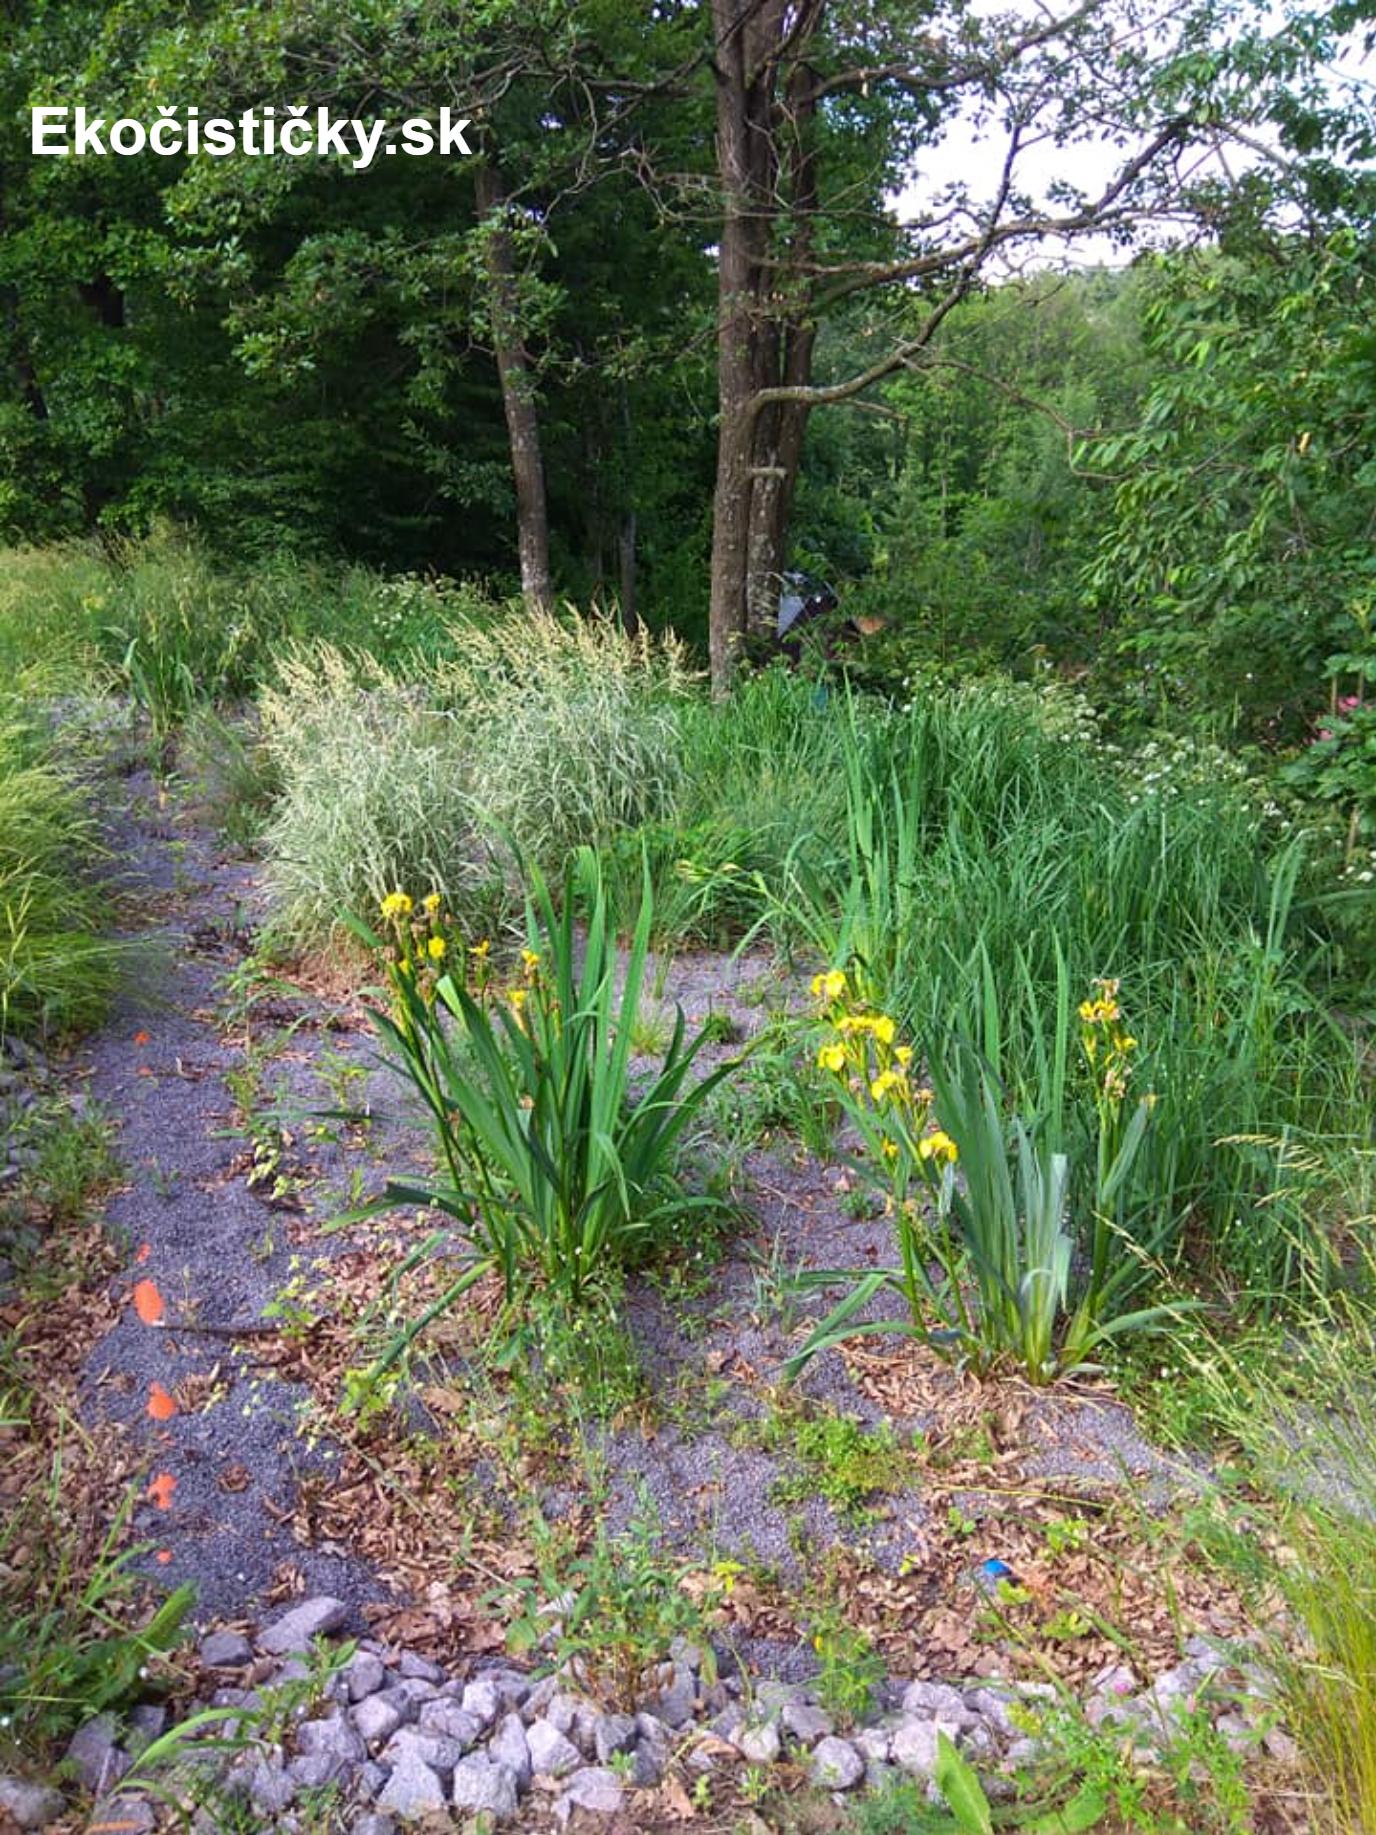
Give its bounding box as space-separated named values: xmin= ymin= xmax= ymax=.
xmin=475 ymin=164 xmax=554 ymax=616
xmin=707 ymin=0 xmax=821 ymax=693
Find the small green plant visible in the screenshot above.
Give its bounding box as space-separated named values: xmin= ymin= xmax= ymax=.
xmin=806 ymin=1605 xmax=885 ymax=1726
xmin=768 ymin=1409 xmax=905 ymax=1521
xmin=0 ymin=1468 xmax=194 ymax=1755
xmin=500 ymin=1506 xmax=720 ymax=1711
xmin=349 ymin=852 xmax=745 ymax=1385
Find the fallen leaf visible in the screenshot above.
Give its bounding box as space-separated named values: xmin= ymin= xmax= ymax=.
xmin=147 ymin=1471 xmax=177 ymax=1510
xmin=147 ymin=1382 xmax=177 ymax=1422
xmin=134 ymin=1242 xmax=152 ymax=1264
xmin=132 ymin=1280 xmax=166 ymax=1325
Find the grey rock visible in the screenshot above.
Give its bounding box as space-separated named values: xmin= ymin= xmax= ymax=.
xmin=287 ymin=1750 xmax=351 ymax=1791
xmin=298 ymin=1712 xmax=367 ymax=1765
xmin=527 ymin=1718 xmax=583 ymax=1779
xmin=961 ymin=1723 xmax=998 ymax=1762
xmin=398 ymin=1652 xmax=445 ymax=1682
xmin=1264 ymin=1726 xmax=1300 ymax=1766
xmin=66 ymin=1714 xmax=131 ymax=1795
xmin=1006 ymin=1736 xmax=1045 ymax=1768
xmin=545 ymin=1691 xmax=580 ymax=1736
xmin=376 ymin=1749 xmax=448 ymax=1822
xmin=347 ymin=1651 xmax=389 ymax=1702
xmin=809 ymin=1736 xmax=865 ymax=1790
xmin=353 ymin=1695 xmax=404 ymax=1747
xmin=358 ymin=1760 xmax=388 ymax=1799
xmin=461 ymin=1678 xmax=501 ymax=1732
xmin=854 ymin=1725 xmax=892 ymax=1763
xmin=259 ymin=1595 xmax=348 ymax=1656
xmin=864 ymin=1759 xmax=898 ymax=1794
xmin=380 ymin=1727 xmax=467 ymax=1780
xmin=0 ymin=1777 xmax=67 ymax=1830
xmin=490 ymin=1712 xmax=532 ymax=1791
xmin=1215 ymin=1713 xmax=1253 ymax=1755
xmin=964 ymin=1689 xmax=1020 ymax=1737
xmin=129 ymin=1704 xmax=168 ymax=1743
xmin=752 ymin=1680 xmax=795 ymax=1718
xmin=571 ymin=1706 xmax=604 ymax=1759
xmin=781 ymin=1700 xmax=834 ymax=1746
xmin=654 ymin=1662 xmax=698 ymax=1729
xmin=415 ymin=1701 xmax=480 ymax=1749
xmin=379 ymin=1678 xmax=440 ymax=1717
xmin=634 ymin=1712 xmax=672 ymax=1745
xmin=892 ymin=1717 xmax=961 ymax=1777
xmin=555 ymin=1766 xmax=624 ymax=1824
xmin=94 ymin=1796 xmax=155 ymax=1833
xmin=734 ymin=1719 xmax=781 ymax=1765
xmin=200 ymin=1629 xmax=254 ymax=1668
xmin=351 ymin=1817 xmax=397 ymax=1835
xmin=1184 ymin=1635 xmax=1232 ymax=1675
xmin=522 ymin=1675 xmax=559 ymax=1721
xmin=452 ymin=1754 xmax=520 ymax=1821
xmin=669 ymin=1637 xmax=705 ymax=1673
xmin=484 ymin=1668 xmax=532 ymax=1711
xmin=592 ymin=1713 xmax=637 ymax=1764
xmin=243 ymin=1754 xmax=296 ymax=1815
xmin=903 ymin=1681 xmax=970 ymax=1723
xmin=631 ymin=1740 xmax=665 ymax=1788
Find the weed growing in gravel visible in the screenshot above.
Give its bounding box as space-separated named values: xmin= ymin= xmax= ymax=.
xmin=763 ymin=1408 xmax=908 ymax=1523
xmin=499 ymin=1505 xmax=723 ymax=1710
xmin=805 ymin=1605 xmax=885 ymax=1726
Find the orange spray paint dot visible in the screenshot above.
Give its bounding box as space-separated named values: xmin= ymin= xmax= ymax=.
xmin=134 ymin=1241 xmax=152 ymax=1264
xmin=134 ymin=1030 xmax=151 ymax=1046
xmin=155 ymin=1549 xmax=173 ymax=1565
xmin=147 ymin=1382 xmax=177 ymax=1422
xmin=132 ymin=1279 xmax=166 ymax=1325
xmin=147 ymin=1471 xmax=177 ymax=1510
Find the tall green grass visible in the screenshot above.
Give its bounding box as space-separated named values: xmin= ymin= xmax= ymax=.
xmin=0 ymin=700 xmax=119 ymax=1039
xmin=705 ymin=678 xmax=1369 ymax=1299
xmin=1197 ymin=1294 xmax=1376 ymax=1834
xmin=0 ymin=529 xmax=485 ymax=731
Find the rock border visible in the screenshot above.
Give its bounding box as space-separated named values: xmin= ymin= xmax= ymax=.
xmin=1 ymin=1595 xmax=1296 ymax=1832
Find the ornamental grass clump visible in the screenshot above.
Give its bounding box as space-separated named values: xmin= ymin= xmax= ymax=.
xmin=349 ymin=850 xmax=744 ymax=1383
xmin=436 ymin=608 xmax=693 ymax=871
xmin=788 ymin=972 xmax=1175 ymax=1384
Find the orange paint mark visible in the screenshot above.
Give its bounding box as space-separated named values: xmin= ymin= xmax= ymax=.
xmin=147 ymin=1381 xmax=177 ymax=1422
xmin=147 ymin=1471 xmax=177 ymax=1510
xmin=132 ymin=1279 xmax=165 ymax=1326
xmin=136 ymin=1065 xmax=155 ymax=1078
xmin=135 ymin=1241 xmax=152 ymax=1264
xmin=155 ymin=1549 xmax=173 ymax=1566
xmin=134 ymin=1030 xmax=151 ymax=1046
